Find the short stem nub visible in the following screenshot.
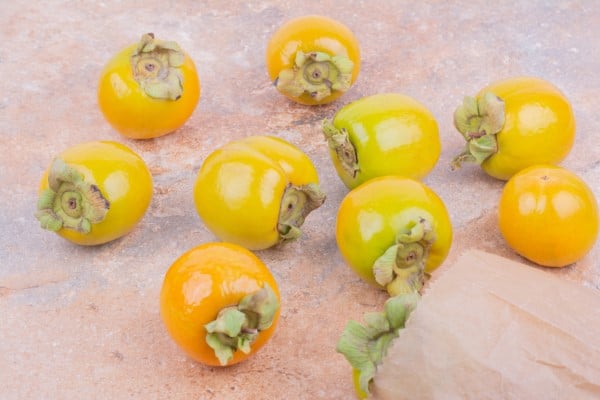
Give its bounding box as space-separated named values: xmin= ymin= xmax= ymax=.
xmin=336 ymin=292 xmax=420 ymax=396
xmin=35 ymin=159 xmax=109 ymax=234
xmin=131 ymin=33 xmax=185 ymax=100
xmin=322 ymin=118 xmax=359 ymax=179
xmin=61 ymin=191 xmax=83 ymax=218
xmin=204 ymin=284 xmax=279 ymax=366
xmin=275 ymin=51 xmax=354 ymax=102
xmin=373 ymin=217 xmax=436 ymax=297
xmin=277 ymin=183 xmax=326 ymax=243
xmin=451 ymin=91 xmax=505 ymax=170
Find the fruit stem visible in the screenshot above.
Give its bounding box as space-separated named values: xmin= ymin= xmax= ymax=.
xmin=204 ymin=284 xmax=279 ymax=366
xmin=451 ymin=91 xmax=505 ymax=170
xmin=35 ymin=159 xmax=109 ymax=233
xmin=275 ymin=51 xmax=354 ymax=102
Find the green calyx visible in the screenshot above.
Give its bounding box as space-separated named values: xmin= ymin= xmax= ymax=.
xmin=277 ymin=183 xmax=326 ymax=243
xmin=336 ymin=292 xmax=420 ymax=396
xmin=35 ymin=159 xmax=110 ymax=234
xmin=451 ymin=91 xmax=505 ymax=170
xmin=131 ymin=33 xmax=185 ymax=100
xmin=322 ymin=118 xmax=359 ymax=179
xmin=205 ymin=284 xmax=279 ymax=366
xmin=373 ymin=217 xmax=436 ymax=297
xmin=275 ymin=51 xmax=354 ymax=102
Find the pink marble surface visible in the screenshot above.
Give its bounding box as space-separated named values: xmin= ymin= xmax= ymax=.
xmin=1 ymin=1 xmax=598 ymax=399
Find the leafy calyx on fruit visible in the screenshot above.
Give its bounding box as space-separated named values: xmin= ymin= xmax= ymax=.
xmin=451 ymin=91 xmax=505 ymax=170
xmin=275 ymin=51 xmax=354 ymax=102
xmin=336 ymin=293 xmax=420 ymax=396
xmin=373 ymin=217 xmax=436 ymax=297
xmin=131 ymin=33 xmax=185 ymax=100
xmin=35 ymin=159 xmax=110 ymax=234
xmin=322 ymin=118 xmax=359 ymax=179
xmin=205 ymin=284 xmax=279 ymax=366
xmin=277 ymin=183 xmax=326 ymax=243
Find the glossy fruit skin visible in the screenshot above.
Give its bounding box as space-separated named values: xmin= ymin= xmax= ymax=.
xmin=325 ymin=93 xmax=441 ymax=189
xmin=38 ymin=141 xmax=153 ymax=245
xmin=480 ymin=77 xmax=575 ymax=180
xmin=336 ymin=176 xmax=452 ymax=286
xmin=98 ymin=41 xmax=200 ymax=139
xmin=498 ymin=165 xmax=599 ymax=267
xmin=193 ymin=135 xmax=322 ymax=250
xmin=160 ymin=242 xmax=280 ymax=366
xmin=266 ymin=15 xmax=361 ymax=105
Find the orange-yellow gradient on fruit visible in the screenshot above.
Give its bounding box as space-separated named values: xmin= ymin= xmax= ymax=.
xmin=98 ymin=33 xmax=200 ymax=139
xmin=336 ymin=176 xmax=452 ymax=288
xmin=36 ymin=141 xmax=152 ymax=245
xmin=266 ymin=15 xmax=360 ymax=105
xmin=453 ymin=77 xmax=575 ymax=180
xmin=323 ymin=93 xmax=441 ymax=189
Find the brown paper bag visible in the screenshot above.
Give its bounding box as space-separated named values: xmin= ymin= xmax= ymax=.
xmin=372 ymin=250 xmax=600 ymax=400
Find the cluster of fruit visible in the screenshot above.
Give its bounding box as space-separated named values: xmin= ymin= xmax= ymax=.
xmin=34 ymin=14 xmax=598 ymax=397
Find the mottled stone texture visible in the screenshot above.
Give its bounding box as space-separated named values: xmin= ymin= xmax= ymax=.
xmin=1 ymin=1 xmax=598 ymax=399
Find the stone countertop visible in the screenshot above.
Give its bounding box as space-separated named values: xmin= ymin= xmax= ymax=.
xmin=1 ymin=1 xmax=598 ymax=399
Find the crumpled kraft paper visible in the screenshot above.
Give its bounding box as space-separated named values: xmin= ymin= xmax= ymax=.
xmin=372 ymin=250 xmax=600 ymax=400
